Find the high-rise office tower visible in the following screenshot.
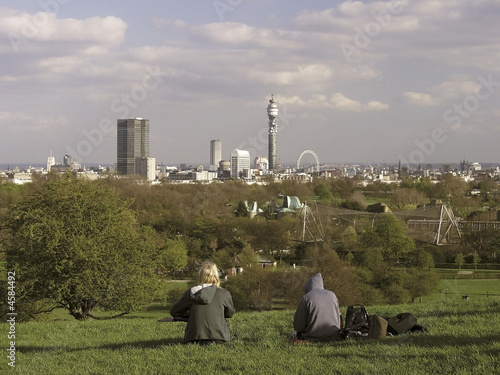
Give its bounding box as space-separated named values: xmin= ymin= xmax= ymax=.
xmin=47 ymin=151 xmax=55 ymax=172
xmin=230 ymin=149 xmax=250 ymax=179
xmin=117 ymin=118 xmax=149 ymax=176
xmin=210 ymin=139 xmax=222 ymax=171
xmin=267 ymin=95 xmax=279 ymax=171
xmin=63 ymin=154 xmax=73 ymax=166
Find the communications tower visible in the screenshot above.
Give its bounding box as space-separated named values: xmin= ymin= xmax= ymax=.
xmin=267 ymin=95 xmax=279 ymax=171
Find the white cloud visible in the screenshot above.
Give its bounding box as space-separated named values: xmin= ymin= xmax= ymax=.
xmin=277 ymin=93 xmax=388 ymax=112
xmin=330 ymin=93 xmax=388 ymax=112
xmin=0 ymin=111 xmax=69 ymax=133
xmin=0 ymin=8 xmax=127 ymax=53
xmin=404 ymin=78 xmax=482 ymax=106
xmin=403 ymin=92 xmax=436 ymax=107
xmin=189 ymin=22 xmax=302 ymax=50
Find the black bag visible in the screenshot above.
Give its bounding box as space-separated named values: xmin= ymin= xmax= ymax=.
xmin=344 ymin=305 xmax=370 ymax=334
xmin=386 ymin=313 xmax=418 ymax=335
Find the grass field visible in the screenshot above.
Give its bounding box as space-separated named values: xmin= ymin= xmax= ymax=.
xmin=3 ymin=284 xmax=500 ymax=375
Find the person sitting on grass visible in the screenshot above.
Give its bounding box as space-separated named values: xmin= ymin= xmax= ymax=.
xmin=170 ymin=261 xmax=235 ymax=345
xmin=292 ymin=272 xmax=343 ymax=342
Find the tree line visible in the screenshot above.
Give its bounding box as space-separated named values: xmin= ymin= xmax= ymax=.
xmin=0 ymin=172 xmax=498 ymax=320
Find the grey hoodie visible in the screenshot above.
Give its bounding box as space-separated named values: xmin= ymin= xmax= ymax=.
xmin=293 ymin=273 xmax=342 ymax=340
xmin=170 ymin=284 xmax=235 ymax=343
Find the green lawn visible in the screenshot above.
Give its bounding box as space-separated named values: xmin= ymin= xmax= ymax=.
xmin=5 ymin=296 xmax=500 ymax=374
xmin=438 ymin=279 xmax=500 ymax=297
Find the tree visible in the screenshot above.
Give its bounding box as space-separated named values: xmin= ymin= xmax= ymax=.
xmin=252 ymin=218 xmax=293 ymax=263
xmin=403 ymin=269 xmax=439 ymax=303
xmin=211 ymin=249 xmax=234 ymax=271
xmin=455 ymin=252 xmax=465 ymax=269
xmin=159 ymin=238 xmax=188 ymax=279
xmin=472 ymin=251 xmax=480 ymax=270
xmin=190 ymin=217 xmax=219 ymax=257
xmin=238 ymin=244 xmax=260 ymax=267
xmin=409 ymin=248 xmax=435 ymax=269
xmin=234 ymin=200 xmax=249 ymax=218
xmin=391 ymin=187 xmax=427 ymax=209
xmin=340 ymin=226 xmax=359 ymax=255
xmin=314 ymin=183 xmax=333 ymax=201
xmin=4 ymin=176 xmax=159 ymax=321
xmin=361 ymin=214 xmax=416 ymax=262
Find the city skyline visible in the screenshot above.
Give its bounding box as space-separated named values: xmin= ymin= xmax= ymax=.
xmin=1 ymin=1 xmax=499 ymax=166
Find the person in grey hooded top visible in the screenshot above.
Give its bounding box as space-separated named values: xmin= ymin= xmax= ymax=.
xmin=170 ymin=262 xmax=235 ymax=344
xmin=293 ymin=273 xmax=342 ymax=341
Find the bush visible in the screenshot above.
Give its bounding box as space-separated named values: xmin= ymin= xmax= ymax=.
xmin=383 ymin=284 xmax=411 ymax=304
xmin=165 ymin=288 xmax=185 ymax=306
xmin=224 ymin=267 xmax=276 ymax=311
xmin=356 ymin=283 xmax=387 ymax=305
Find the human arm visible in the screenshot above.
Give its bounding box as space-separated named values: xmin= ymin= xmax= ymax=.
xmin=293 ymin=297 xmax=308 ymax=333
xmin=223 ymin=290 xmax=236 ymax=318
xmin=169 ymin=290 xmax=191 ymax=318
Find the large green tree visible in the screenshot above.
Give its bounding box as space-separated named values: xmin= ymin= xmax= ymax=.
xmin=361 ymin=213 xmax=416 ymax=262
xmin=159 ymin=238 xmax=188 ymax=279
xmin=4 ymin=175 xmax=159 ymax=321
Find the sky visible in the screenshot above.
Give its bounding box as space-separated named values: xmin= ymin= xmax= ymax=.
xmin=1 ymin=0 xmax=499 ymax=168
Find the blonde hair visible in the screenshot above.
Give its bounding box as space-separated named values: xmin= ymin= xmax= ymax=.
xmin=199 ymin=261 xmax=220 ymax=288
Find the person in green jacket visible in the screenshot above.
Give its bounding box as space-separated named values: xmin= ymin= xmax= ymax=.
xmin=170 ymin=261 xmax=235 ymax=345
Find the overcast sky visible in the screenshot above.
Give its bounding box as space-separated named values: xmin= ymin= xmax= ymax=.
xmin=1 ymin=0 xmax=499 ymax=168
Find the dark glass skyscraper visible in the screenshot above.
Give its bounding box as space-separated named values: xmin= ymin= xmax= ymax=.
xmin=117 ymin=118 xmax=149 ymax=176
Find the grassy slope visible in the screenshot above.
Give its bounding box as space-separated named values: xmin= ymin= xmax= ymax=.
xmin=7 ymin=296 xmax=500 ymax=375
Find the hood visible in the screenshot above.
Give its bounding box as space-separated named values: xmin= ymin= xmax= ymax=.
xmin=303 ymin=273 xmax=324 ymax=294
xmin=190 ymin=283 xmax=217 ymax=304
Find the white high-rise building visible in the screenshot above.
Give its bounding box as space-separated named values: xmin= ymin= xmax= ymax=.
xmin=210 ymin=139 xmax=222 ymax=171
xmin=230 ymin=149 xmax=250 ymax=179
xmin=47 ymin=152 xmax=55 ymax=172
xmin=136 ymin=157 xmax=156 ymax=181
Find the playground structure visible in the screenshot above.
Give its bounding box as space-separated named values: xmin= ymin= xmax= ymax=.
xmin=330 ymin=202 xmax=500 ymax=245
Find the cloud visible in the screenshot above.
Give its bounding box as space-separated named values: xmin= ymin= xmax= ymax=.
xmin=330 ymin=93 xmax=388 ymax=111
xmin=278 ymin=93 xmax=388 ymax=112
xmin=0 ymin=8 xmax=127 ymax=53
xmin=403 ymin=77 xmax=481 ymax=106
xmin=188 ymin=22 xmax=302 ymax=50
xmin=0 ymin=111 xmax=69 ymax=134
xmin=403 ymin=92 xmax=436 ymax=107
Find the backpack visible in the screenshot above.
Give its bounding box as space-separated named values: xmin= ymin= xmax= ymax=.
xmin=386 ymin=313 xmax=418 ymax=335
xmin=343 ymin=305 xmax=370 ymax=338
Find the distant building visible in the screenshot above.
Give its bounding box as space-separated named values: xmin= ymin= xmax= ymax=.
xmin=136 ymin=156 xmax=156 ymax=181
xmin=168 ymin=170 xmax=216 ymax=182
xmin=117 ymin=118 xmax=149 ymax=176
xmin=231 ymin=149 xmax=251 ymax=179
xmin=255 ymin=156 xmax=268 ymax=171
xmin=47 ymin=152 xmax=55 ymax=172
xmin=63 ymin=154 xmax=73 ymax=166
xmin=267 ymin=95 xmax=279 ymax=171
xmin=210 ymin=139 xmax=222 ymax=171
